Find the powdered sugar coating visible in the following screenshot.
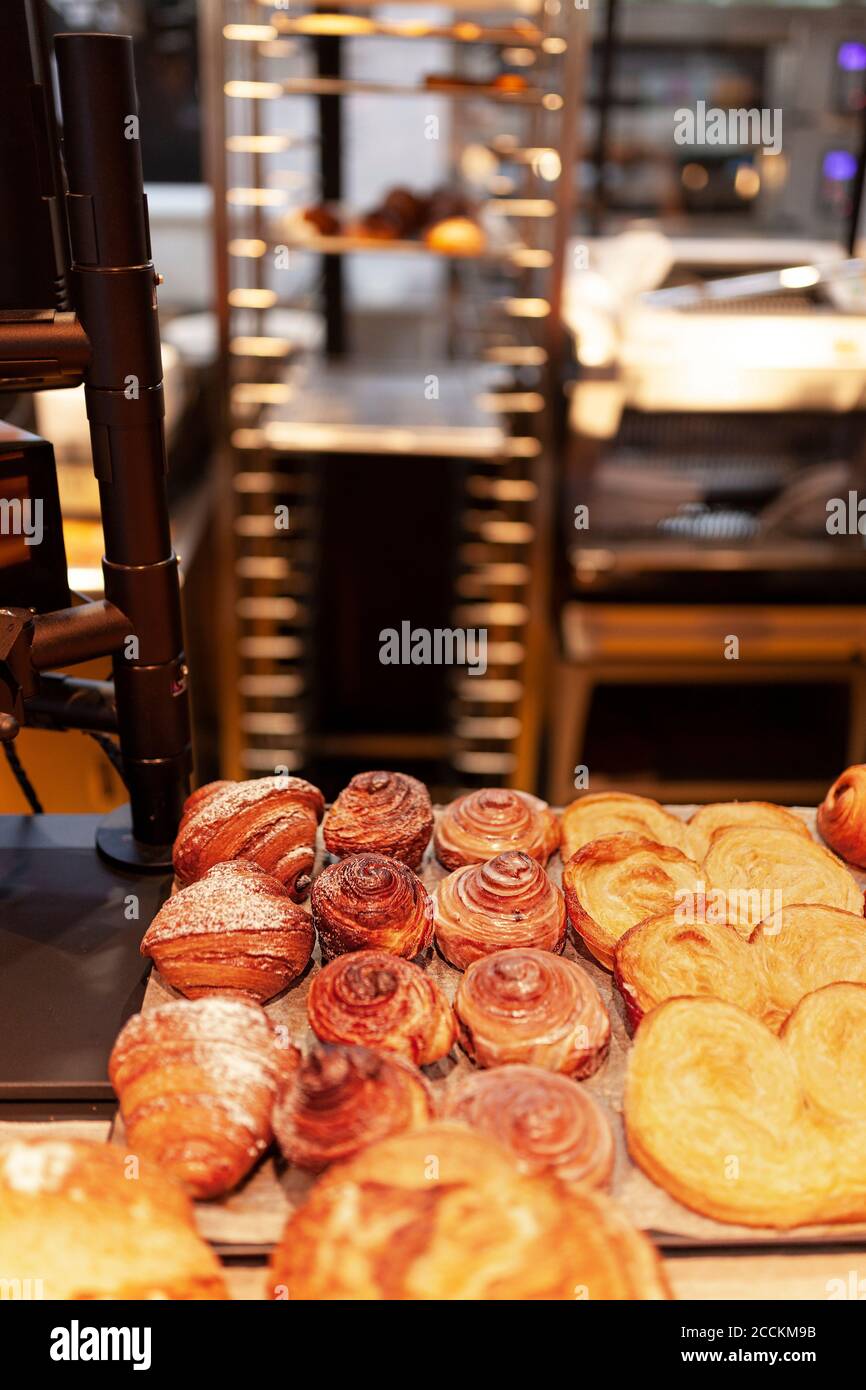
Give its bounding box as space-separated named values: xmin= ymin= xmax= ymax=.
xmin=1 ymin=1141 xmax=77 ymax=1194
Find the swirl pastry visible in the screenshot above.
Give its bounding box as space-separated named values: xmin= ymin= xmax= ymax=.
xmin=173 ymin=775 xmax=325 ymax=902
xmin=443 ymin=1065 xmax=614 ymax=1189
xmin=704 ymin=826 xmax=864 ymax=932
xmin=311 ymin=852 xmax=433 ymax=959
xmin=686 ymin=800 xmax=810 ymax=863
xmin=625 ymin=986 xmax=866 ymax=1228
xmin=109 ymin=997 xmax=290 ymax=1199
xmin=272 ymin=1043 xmax=434 ymax=1170
xmin=323 ymin=770 xmax=433 ymax=868
xmin=307 ymin=949 xmax=455 ymax=1065
xmin=434 ymin=850 xmax=566 ymax=970
xmin=141 ymin=860 xmax=314 ymax=1004
xmin=434 ymin=788 xmax=559 ymax=871
xmin=454 ymin=947 xmax=610 ymax=1076
xmin=563 ymin=832 xmax=702 ymax=969
xmin=269 ymin=1124 xmax=669 ymax=1300
xmin=0 ymin=1138 xmax=227 ymax=1300
xmin=818 ymin=765 xmax=866 ymax=867
xmin=560 ymin=792 xmax=688 ymax=864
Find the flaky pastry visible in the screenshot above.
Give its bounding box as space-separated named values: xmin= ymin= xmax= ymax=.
xmin=323 ymin=770 xmax=433 ymax=868
xmin=434 ymin=849 xmax=566 ymax=970
xmin=560 ymin=792 xmax=688 ymax=864
xmin=434 ymin=787 xmax=559 ymax=870
xmin=703 ymin=825 xmax=864 ymax=931
xmin=311 ymin=852 xmax=434 ymax=959
xmin=818 ymin=764 xmax=866 ymax=867
xmin=307 ymin=949 xmax=455 ymax=1064
xmin=686 ymin=800 xmax=810 ymax=862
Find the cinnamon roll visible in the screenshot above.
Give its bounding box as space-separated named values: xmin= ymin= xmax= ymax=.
xmin=141 ymin=860 xmax=314 ymax=1004
xmin=0 ymin=1139 xmax=227 ymax=1300
xmin=704 ymin=825 xmax=864 ymax=931
xmin=323 ymin=770 xmax=433 ymax=868
xmin=272 ymin=1043 xmax=434 ymax=1170
xmin=109 ymin=997 xmax=290 ymax=1199
xmin=686 ymin=800 xmax=810 ymax=863
xmin=434 ymin=850 xmax=566 ymax=970
xmin=819 ymin=765 xmax=866 ymax=867
xmin=563 ymin=832 xmax=702 ymax=969
xmin=443 ymin=1065 xmax=614 ymax=1189
xmin=173 ymin=776 xmax=325 ymax=902
xmin=269 ymin=1124 xmax=669 ymax=1300
xmin=434 ymin=788 xmax=559 ymax=871
xmin=454 ymin=947 xmax=610 ymax=1076
xmin=307 ymin=949 xmax=455 ymax=1065
xmin=311 ymin=852 xmax=434 ymax=959
xmin=560 ymin=792 xmax=688 ymax=864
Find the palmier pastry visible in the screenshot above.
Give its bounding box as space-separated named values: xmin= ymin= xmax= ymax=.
xmin=269 ymin=1124 xmax=669 ymax=1300
xmin=311 ymin=852 xmax=433 ymax=959
xmin=454 ymin=947 xmax=610 ymax=1076
xmin=563 ymin=832 xmax=702 ymax=969
xmin=307 ymin=949 xmax=455 ymax=1065
xmin=272 ymin=1043 xmax=434 ymax=1170
xmin=434 ymin=787 xmax=559 ymax=871
xmin=686 ymin=800 xmax=810 ymax=862
xmin=323 ymin=769 xmax=433 ymax=868
xmin=141 ymin=860 xmax=314 ymax=1003
xmin=0 ymin=1138 xmax=226 ymax=1299
xmin=625 ymin=986 xmax=866 ymax=1228
xmin=818 ymin=764 xmax=866 ymax=867
xmin=109 ymin=997 xmax=289 ymax=1199
xmin=434 ymin=850 xmax=566 ymax=970
xmin=173 ymin=776 xmax=324 ymax=902
xmin=704 ymin=825 xmax=864 ymax=931
xmin=560 ymin=792 xmax=688 ymax=864
xmin=443 ymin=1065 xmax=614 ymax=1189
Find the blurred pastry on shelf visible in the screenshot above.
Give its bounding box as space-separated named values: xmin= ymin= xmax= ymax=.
xmin=291 ymin=14 xmax=376 ymax=37
xmin=307 ymin=949 xmax=455 ymax=1065
xmin=300 ymin=202 xmax=342 ymax=237
xmin=425 ymin=215 xmax=486 ymax=256
xmin=491 ymin=72 xmax=528 ymax=93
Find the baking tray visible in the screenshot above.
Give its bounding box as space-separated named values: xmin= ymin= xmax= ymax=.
xmin=112 ymin=804 xmax=866 ymax=1252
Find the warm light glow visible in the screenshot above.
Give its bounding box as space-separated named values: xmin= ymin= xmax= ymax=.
xmin=681 ymin=162 xmax=709 ymax=191
xmin=227 ymin=187 xmax=286 ymax=206
xmin=486 ymin=198 xmax=555 ymax=217
xmin=223 ymin=24 xmax=276 ymax=41
xmin=226 ymin=135 xmax=292 ymax=153
xmin=460 ymin=143 xmax=499 ymax=182
xmin=542 ymin=37 xmax=567 ymax=54
xmin=512 ymin=248 xmax=553 ymax=268
xmin=228 ymin=239 xmax=268 ymax=258
xmin=779 ymin=265 xmax=821 ymax=289
xmin=486 ymin=345 xmax=547 ymax=365
xmin=502 ymin=48 xmax=536 ymax=67
xmin=228 ymin=288 xmax=278 ymax=308
xmin=542 ymin=93 xmax=564 ymax=111
xmin=502 ymin=297 xmax=550 ymax=318
xmin=734 ymin=165 xmax=761 ymax=199
xmin=229 ymin=337 xmax=291 ymax=357
xmin=232 ymin=383 xmax=293 ymax=404
xmin=224 ymin=80 xmax=282 ymax=100
xmin=532 ymin=149 xmax=561 ymax=181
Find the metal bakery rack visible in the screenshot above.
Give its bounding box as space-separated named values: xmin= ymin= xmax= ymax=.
xmin=200 ymin=0 xmax=583 ymax=790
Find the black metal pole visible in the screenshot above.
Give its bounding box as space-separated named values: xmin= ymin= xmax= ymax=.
xmin=316 ymin=33 xmax=345 ymax=356
xmin=591 ymin=0 xmax=619 ymax=236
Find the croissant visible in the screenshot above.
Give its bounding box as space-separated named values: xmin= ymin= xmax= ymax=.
xmin=686 ymin=800 xmax=810 ymax=862
xmin=434 ymin=788 xmax=559 ymax=871
xmin=616 ymin=901 xmax=866 ymax=1033
xmin=434 ymin=850 xmax=566 ymax=970
xmin=323 ymin=770 xmax=433 ymax=868
xmin=311 ymin=852 xmax=434 ymax=959
xmin=560 ymin=792 xmax=688 ymax=864
xmin=625 ymin=985 xmax=866 ymax=1227
xmin=563 ymin=832 xmax=702 ymax=969
xmin=109 ymin=997 xmax=290 ymax=1199
xmin=443 ymin=1065 xmax=614 ymax=1190
xmin=272 ymin=1042 xmax=434 ymax=1170
xmin=307 ymin=949 xmax=455 ymax=1065
xmin=704 ymin=825 xmax=864 ymax=931
xmin=268 ymin=1123 xmax=669 ymax=1300
xmin=818 ymin=765 xmax=866 ymax=867
xmin=454 ymin=947 xmax=610 ymax=1076
xmin=173 ymin=776 xmax=325 ymax=902
xmin=141 ymin=860 xmax=314 ymax=1004
xmin=0 ymin=1138 xmax=227 ymax=1299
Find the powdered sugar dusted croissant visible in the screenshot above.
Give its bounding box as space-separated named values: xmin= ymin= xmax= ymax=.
xmin=307 ymin=949 xmax=455 ymax=1065
xmin=141 ymin=861 xmax=314 ymax=1004
xmin=434 ymin=850 xmax=565 ymax=970
xmin=109 ymin=997 xmax=294 ymax=1199
xmin=323 ymin=770 xmax=433 ymax=868
xmin=311 ymin=852 xmax=434 ymax=959
xmin=173 ymin=776 xmax=325 ymax=901
xmin=434 ymin=788 xmax=559 ymax=871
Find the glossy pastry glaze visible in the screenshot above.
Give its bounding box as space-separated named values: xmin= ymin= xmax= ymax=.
xmin=323 ymin=769 xmax=434 ymax=868
xmin=434 ymin=787 xmax=559 ymax=870
xmin=818 ymin=764 xmax=866 ymax=867
xmin=307 ymin=949 xmax=455 ymax=1064
xmin=434 ymin=850 xmax=566 ymax=970
xmin=311 ymin=852 xmax=434 ymax=959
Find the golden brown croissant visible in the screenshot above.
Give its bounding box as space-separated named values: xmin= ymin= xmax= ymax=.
xmin=560 ymin=792 xmax=688 ymax=864
xmin=272 ymin=1042 xmax=434 ymax=1170
xmin=0 ymin=1138 xmax=227 ymax=1299
xmin=268 ymin=1124 xmax=669 ymax=1300
xmin=307 ymin=949 xmax=455 ymax=1065
xmin=818 ymin=764 xmax=866 ymax=867
xmin=109 ymin=997 xmax=291 ymax=1199
xmin=434 ymin=788 xmax=559 ymax=871
xmin=704 ymin=825 xmax=864 ymax=931
xmin=311 ymin=852 xmax=434 ymax=959
xmin=141 ymin=860 xmax=314 ymax=1004
xmin=686 ymin=800 xmax=810 ymax=862
xmin=173 ymin=776 xmax=325 ymax=901
xmin=563 ymin=832 xmax=702 ymax=969
xmin=442 ymin=1065 xmax=614 ymax=1189
xmin=434 ymin=850 xmax=566 ymax=970
xmin=625 ymin=985 xmax=866 ymax=1227
xmin=323 ymin=770 xmax=433 ymax=868
xmin=454 ymin=947 xmax=610 ymax=1075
